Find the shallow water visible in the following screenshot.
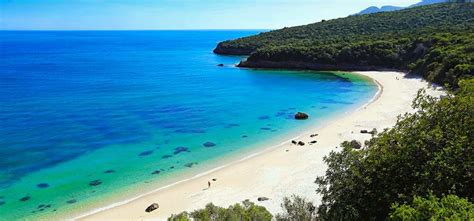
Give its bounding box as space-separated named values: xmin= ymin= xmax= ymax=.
xmin=0 ymin=31 xmax=377 ymax=219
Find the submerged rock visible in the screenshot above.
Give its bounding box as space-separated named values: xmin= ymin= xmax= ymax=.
xmin=162 ymin=155 xmax=172 ymax=159
xmin=184 ymin=162 xmax=198 ymax=168
xmin=294 ymin=112 xmax=309 ymax=120
xmin=174 ymin=147 xmax=190 ymax=155
xmin=104 ymin=170 xmax=116 ymax=174
xmin=145 ymin=203 xmax=159 ymax=213
xmin=37 ymin=183 xmax=49 ymax=188
xmin=20 ymin=196 xmax=31 ymax=202
xmin=139 ymin=150 xmax=153 ymax=157
xmin=151 ymin=170 xmax=161 ymax=175
xmin=89 ymin=179 xmax=102 ymax=186
xmin=203 ymin=142 xmax=216 ymax=148
xmin=217 ymin=64 xmax=224 ymax=67
xmin=66 ymin=199 xmax=77 ymax=204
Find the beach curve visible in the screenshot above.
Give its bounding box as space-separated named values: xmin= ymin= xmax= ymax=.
xmin=76 ymin=71 xmax=443 ymax=221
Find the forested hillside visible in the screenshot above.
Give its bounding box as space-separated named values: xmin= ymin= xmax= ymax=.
xmin=214 ymin=3 xmax=474 ymax=87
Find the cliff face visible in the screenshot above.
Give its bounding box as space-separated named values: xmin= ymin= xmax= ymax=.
xmin=238 ymin=60 xmax=396 ymax=72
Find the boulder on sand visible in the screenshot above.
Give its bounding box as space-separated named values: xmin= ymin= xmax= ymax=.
xmin=145 ymin=203 xmax=159 ymax=213
xmin=258 ymin=197 xmax=269 ymax=201
xmin=294 ymin=112 xmax=309 ymax=120
xmin=349 ymin=140 xmax=362 ymax=149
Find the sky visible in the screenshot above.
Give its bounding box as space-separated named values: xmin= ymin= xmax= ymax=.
xmin=0 ymin=0 xmax=420 ymax=30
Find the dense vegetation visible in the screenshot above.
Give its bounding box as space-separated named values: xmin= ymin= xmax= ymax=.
xmin=389 ymin=194 xmax=474 ymax=220
xmin=315 ymin=78 xmax=473 ymax=220
xmin=167 ymin=200 xmax=272 ymax=221
xmin=214 ymin=3 xmax=474 ymax=87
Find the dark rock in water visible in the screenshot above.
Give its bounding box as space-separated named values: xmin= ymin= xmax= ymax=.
xmin=89 ymin=179 xmax=102 ymax=186
xmin=38 ymin=204 xmax=45 ymax=209
xmin=174 ymin=147 xmax=190 ymax=155
xmin=151 ymin=170 xmax=161 ymax=175
xmin=169 ymin=166 xmax=175 ymax=169
xmin=294 ymin=112 xmax=309 ymax=120
xmin=20 ymin=196 xmax=31 ymax=202
xmin=104 ymin=170 xmax=115 ymax=174
xmin=162 ymin=155 xmax=172 ymax=159
xmin=66 ymin=199 xmax=77 ymax=204
xmin=310 ymin=140 xmax=317 ymax=144
xmin=258 ymin=197 xmax=270 ymax=201
xmin=139 ymin=150 xmax=153 ymax=157
xmin=217 ymin=64 xmax=224 ymax=67
xmin=275 ymin=111 xmax=286 ymax=117
xmin=184 ymin=162 xmax=197 ymax=168
xmin=145 ymin=203 xmax=159 ymax=213
xmin=0 ymin=201 xmax=5 ymax=206
xmin=226 ymin=123 xmax=240 ymax=128
xmin=360 ymin=130 xmax=368 ymax=134
xmin=242 ymin=135 xmax=248 ymax=138
xmin=37 ymin=183 xmax=49 ymax=188
xmin=203 ymin=142 xmax=216 ymax=148
xmin=297 ymin=141 xmax=305 ymax=146
xmin=258 ymin=115 xmax=270 ymax=120
xmin=320 ymin=106 xmax=328 ymax=109
xmin=45 ymin=204 xmax=51 ymax=208
xmin=291 ymin=140 xmax=297 ymax=145
xmin=260 ymin=127 xmax=272 ymax=131
xmin=349 ymin=140 xmax=362 ymax=149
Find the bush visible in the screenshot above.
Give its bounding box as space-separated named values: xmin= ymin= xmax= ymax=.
xmin=389 ymin=194 xmax=474 ymax=220
xmin=275 ymin=195 xmax=318 ymax=221
xmin=168 ymin=200 xmax=272 ymax=221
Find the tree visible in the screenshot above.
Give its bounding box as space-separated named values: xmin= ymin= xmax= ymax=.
xmin=389 ymin=194 xmax=474 ymax=220
xmin=168 ymin=200 xmax=272 ymax=221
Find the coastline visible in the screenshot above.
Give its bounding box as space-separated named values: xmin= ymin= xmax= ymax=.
xmin=77 ymin=71 xmax=443 ymax=220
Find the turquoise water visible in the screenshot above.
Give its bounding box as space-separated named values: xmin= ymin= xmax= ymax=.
xmin=0 ymin=31 xmax=377 ymax=220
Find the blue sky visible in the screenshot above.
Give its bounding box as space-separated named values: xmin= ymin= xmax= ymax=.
xmin=0 ymin=0 xmax=419 ymax=30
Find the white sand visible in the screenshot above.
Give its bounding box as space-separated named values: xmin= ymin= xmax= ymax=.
xmin=77 ymin=71 xmax=443 ymax=221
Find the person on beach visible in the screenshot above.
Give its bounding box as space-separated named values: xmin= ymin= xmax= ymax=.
xmin=208 ymin=181 xmax=211 ymax=188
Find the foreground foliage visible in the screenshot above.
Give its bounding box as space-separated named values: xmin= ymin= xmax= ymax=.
xmin=389 ymin=194 xmax=474 ymax=220
xmin=215 ymin=3 xmax=474 ymax=87
xmin=167 ymin=200 xmax=272 ymax=221
xmin=315 ymin=78 xmax=474 ymax=220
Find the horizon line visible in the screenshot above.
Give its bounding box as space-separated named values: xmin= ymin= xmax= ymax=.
xmin=0 ymin=29 xmax=272 ymax=32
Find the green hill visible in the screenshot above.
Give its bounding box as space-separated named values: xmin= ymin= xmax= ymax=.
xmin=214 ymin=3 xmax=474 ymax=87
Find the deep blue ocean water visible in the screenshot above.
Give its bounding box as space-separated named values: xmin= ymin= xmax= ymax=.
xmin=0 ymin=31 xmax=377 ymax=219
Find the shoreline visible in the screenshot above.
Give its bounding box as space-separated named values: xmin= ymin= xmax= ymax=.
xmin=77 ymin=71 xmax=442 ymax=220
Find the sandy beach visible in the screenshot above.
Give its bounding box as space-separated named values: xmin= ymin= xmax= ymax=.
xmin=77 ymin=71 xmax=443 ymax=221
